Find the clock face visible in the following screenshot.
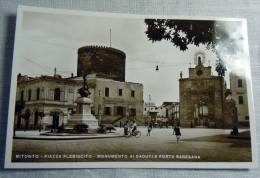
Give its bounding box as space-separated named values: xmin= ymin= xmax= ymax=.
xmin=196 ymin=69 xmax=203 ymax=76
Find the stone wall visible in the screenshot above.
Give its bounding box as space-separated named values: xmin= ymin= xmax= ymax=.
xmin=77 ymin=46 xmax=126 ymax=81
xmin=179 ymin=76 xmax=225 ymax=128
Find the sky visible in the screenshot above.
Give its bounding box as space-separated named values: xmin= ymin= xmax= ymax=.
xmin=14 ymin=9 xmax=250 ymax=106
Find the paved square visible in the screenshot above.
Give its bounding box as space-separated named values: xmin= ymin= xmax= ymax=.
xmin=11 ymin=127 xmax=252 ymax=162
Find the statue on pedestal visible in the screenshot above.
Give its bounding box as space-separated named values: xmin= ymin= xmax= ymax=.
xmin=67 ymin=74 xmax=99 ymax=132
xmin=78 ymin=75 xmax=91 ymax=97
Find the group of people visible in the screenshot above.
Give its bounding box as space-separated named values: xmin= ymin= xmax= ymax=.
xmin=123 ymin=120 xmax=181 ymax=142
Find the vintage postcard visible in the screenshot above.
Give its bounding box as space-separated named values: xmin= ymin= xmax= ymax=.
xmin=5 ymin=6 xmax=258 ymax=168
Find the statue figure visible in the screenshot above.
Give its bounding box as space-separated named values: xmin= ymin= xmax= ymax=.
xmin=198 ymin=56 xmax=202 ymax=65
xmin=78 ymin=75 xmax=91 ymax=97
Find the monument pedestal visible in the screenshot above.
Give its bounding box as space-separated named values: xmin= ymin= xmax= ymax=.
xmin=67 ymin=97 xmax=99 ymax=132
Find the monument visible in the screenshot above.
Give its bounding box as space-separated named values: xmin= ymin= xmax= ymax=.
xmin=67 ymin=75 xmax=99 ymax=132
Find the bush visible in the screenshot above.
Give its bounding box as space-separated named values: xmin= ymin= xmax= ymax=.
xmin=74 ymin=123 xmax=89 ymax=133
xmin=98 ymin=125 xmax=106 ymax=134
xmin=45 ymin=125 xmax=54 ymax=130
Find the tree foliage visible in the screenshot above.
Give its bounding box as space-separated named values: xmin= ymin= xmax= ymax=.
xmin=215 ymin=59 xmax=227 ymax=77
xmin=144 ymin=19 xmax=243 ymax=75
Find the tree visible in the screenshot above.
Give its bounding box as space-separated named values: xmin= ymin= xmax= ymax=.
xmin=215 ymin=58 xmax=227 ymax=77
xmin=144 ymin=19 xmax=243 ymax=74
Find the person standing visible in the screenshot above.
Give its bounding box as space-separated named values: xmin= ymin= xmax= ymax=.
xmin=174 ymin=125 xmax=181 ymax=143
xmin=124 ymin=121 xmax=129 ymax=136
xmin=147 ymin=122 xmax=152 ymax=136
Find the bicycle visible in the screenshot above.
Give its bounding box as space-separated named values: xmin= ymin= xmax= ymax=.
xmin=125 ymin=127 xmax=141 ymax=138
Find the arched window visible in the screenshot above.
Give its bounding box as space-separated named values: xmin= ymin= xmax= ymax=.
xmin=34 ymin=111 xmax=38 ymax=126
xmin=54 ymin=88 xmax=61 ymax=101
xmin=28 ymin=89 xmax=31 ymax=101
xmin=37 ymin=88 xmax=40 ymax=100
xmin=21 ymin=90 xmax=24 ymax=101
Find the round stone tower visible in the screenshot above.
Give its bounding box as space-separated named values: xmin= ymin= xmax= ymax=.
xmin=77 ymin=46 xmax=126 ymax=81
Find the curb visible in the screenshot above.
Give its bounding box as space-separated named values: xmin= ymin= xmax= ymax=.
xmin=13 ymin=135 xmax=125 ymax=140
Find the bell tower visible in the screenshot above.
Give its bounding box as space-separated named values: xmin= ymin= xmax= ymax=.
xmin=189 ymin=52 xmax=212 ymax=79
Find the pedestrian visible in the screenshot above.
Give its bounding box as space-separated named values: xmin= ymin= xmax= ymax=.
xmin=174 ymin=125 xmax=181 ymax=143
xmin=147 ymin=122 xmax=152 ymax=136
xmin=124 ymin=121 xmax=129 ymax=136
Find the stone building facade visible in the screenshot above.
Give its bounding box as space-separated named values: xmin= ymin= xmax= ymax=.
xmin=230 ymin=68 xmax=249 ymax=126
xmin=179 ymin=54 xmax=237 ymax=128
xmin=14 ymin=46 xmax=143 ymax=129
xmin=143 ymin=102 xmax=156 ymax=116
xmin=15 ymin=74 xmax=79 ymax=129
xmin=156 ymin=102 xmax=179 ymax=127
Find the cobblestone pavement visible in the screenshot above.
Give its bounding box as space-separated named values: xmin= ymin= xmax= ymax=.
xmin=11 ymin=127 xmax=252 ymax=162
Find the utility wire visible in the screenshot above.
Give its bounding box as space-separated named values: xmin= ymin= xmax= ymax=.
xmin=21 ymin=37 xmax=78 ymax=50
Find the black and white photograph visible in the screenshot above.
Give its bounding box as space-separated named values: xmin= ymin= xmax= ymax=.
xmin=4 ymin=6 xmax=258 ymax=169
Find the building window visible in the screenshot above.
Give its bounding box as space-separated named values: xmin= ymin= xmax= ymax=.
xmin=28 ymin=89 xmax=31 ymax=101
xmin=37 ymin=88 xmax=40 ymax=100
xmin=238 ymin=79 xmax=243 ymax=87
xmin=131 ymin=90 xmax=135 ymax=97
xmin=105 ymin=107 xmax=111 ymax=115
xmin=54 ymin=88 xmax=61 ymax=101
xmin=130 ymin=108 xmax=136 ymax=117
xmin=105 ymin=87 xmax=109 ymax=97
xmin=117 ymin=106 xmax=123 ymax=116
xmin=21 ymin=90 xmax=24 ymax=101
xmin=238 ymin=96 xmax=243 ymax=104
xmin=245 ymin=116 xmax=249 ymax=120
xmin=119 ymin=89 xmax=122 ymax=96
